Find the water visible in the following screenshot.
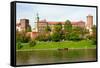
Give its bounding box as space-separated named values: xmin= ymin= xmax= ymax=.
xmin=16 ymin=49 xmax=96 ymax=65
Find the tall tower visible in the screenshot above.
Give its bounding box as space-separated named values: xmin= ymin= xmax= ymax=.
xmin=20 ymin=19 xmax=29 ymax=31
xmin=86 ymin=15 xmax=93 ymax=30
xmin=35 ymin=13 xmax=39 ymax=32
xmin=86 ymin=15 xmax=93 ymax=35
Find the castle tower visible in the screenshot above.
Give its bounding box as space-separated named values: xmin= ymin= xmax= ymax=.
xmin=86 ymin=15 xmax=93 ymax=30
xmin=35 ymin=13 xmax=39 ymax=32
xmin=86 ymin=15 xmax=93 ymax=34
xmin=20 ymin=19 xmax=29 ymax=31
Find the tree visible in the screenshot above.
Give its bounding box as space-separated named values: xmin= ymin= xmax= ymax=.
xmin=63 ymin=20 xmax=72 ymax=40
xmin=51 ymin=23 xmax=63 ymax=41
xmin=26 ymin=25 xmax=32 ymax=32
xmin=51 ymin=32 xmax=61 ymax=42
xmin=54 ymin=23 xmax=62 ymax=32
xmin=64 ymin=26 xmax=87 ymax=41
xmin=16 ymin=31 xmax=22 ymax=43
xmin=45 ymin=25 xmax=51 ymax=32
xmin=68 ymin=32 xmax=81 ymax=41
xmin=72 ymin=27 xmax=88 ymax=40
xmin=92 ymin=25 xmax=96 ymax=33
xmin=16 ymin=42 xmax=23 ymax=49
xmin=36 ymin=32 xmax=51 ymax=41
xmin=64 ymin=20 xmax=72 ymax=32
xmin=91 ymin=25 xmax=96 ymax=45
xmin=16 ymin=31 xmax=30 ymax=43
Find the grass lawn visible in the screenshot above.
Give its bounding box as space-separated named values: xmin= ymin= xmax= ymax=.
xmin=16 ymin=40 xmax=96 ymax=50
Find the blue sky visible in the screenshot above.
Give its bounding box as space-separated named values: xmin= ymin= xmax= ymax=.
xmin=16 ymin=3 xmax=96 ymax=28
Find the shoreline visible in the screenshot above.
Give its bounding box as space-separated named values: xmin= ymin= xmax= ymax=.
xmin=16 ymin=47 xmax=96 ymax=52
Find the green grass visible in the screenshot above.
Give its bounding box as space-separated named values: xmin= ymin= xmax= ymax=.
xmin=16 ymin=40 xmax=96 ymax=50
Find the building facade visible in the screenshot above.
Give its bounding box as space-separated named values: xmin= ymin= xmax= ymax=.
xmin=35 ymin=15 xmax=93 ymax=33
xmin=35 ymin=20 xmax=85 ymax=32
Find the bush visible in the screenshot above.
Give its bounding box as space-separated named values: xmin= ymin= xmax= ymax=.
xmin=54 ymin=23 xmax=62 ymax=32
xmin=92 ymin=38 xmax=96 ymax=45
xmin=36 ymin=33 xmax=51 ymax=41
xmin=29 ymin=40 xmax=36 ymax=47
xmin=36 ymin=34 xmax=45 ymax=41
xmin=17 ymin=42 xmax=23 ymax=49
xmin=51 ymin=32 xmax=61 ymax=42
xmin=22 ymin=36 xmax=30 ymax=43
xmin=16 ymin=32 xmax=31 ymax=43
xmin=67 ymin=32 xmax=81 ymax=41
xmin=64 ymin=33 xmax=69 ymax=40
xmin=86 ymin=35 xmax=92 ymax=40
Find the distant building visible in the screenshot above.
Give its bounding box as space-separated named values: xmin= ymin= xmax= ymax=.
xmin=86 ymin=15 xmax=93 ymax=34
xmin=35 ymin=20 xmax=85 ymax=32
xmin=16 ymin=19 xmax=31 ymax=32
xmin=86 ymin=15 xmax=93 ymax=29
xmin=35 ymin=15 xmax=93 ymax=33
xmin=35 ymin=19 xmax=48 ymax=32
xmin=71 ymin=21 xmax=85 ymax=28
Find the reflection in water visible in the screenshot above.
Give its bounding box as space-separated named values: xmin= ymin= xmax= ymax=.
xmin=16 ymin=49 xmax=96 ymax=65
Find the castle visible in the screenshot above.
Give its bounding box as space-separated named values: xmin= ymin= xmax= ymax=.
xmin=16 ymin=14 xmax=93 ymax=38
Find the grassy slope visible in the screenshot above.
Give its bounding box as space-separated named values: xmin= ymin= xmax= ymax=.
xmin=16 ymin=40 xmax=96 ymax=50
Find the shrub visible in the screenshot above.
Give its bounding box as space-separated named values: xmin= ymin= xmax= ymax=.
xmin=16 ymin=32 xmax=31 ymax=43
xmin=17 ymin=42 xmax=23 ymax=49
xmin=54 ymin=23 xmax=62 ymax=32
xmin=51 ymin=32 xmax=61 ymax=42
xmin=86 ymin=35 xmax=92 ymax=40
xmin=92 ymin=38 xmax=96 ymax=45
xmin=36 ymin=33 xmax=51 ymax=41
xmin=36 ymin=34 xmax=45 ymax=41
xmin=67 ymin=32 xmax=81 ymax=41
xmin=22 ymin=36 xmax=30 ymax=43
xmin=64 ymin=20 xmax=72 ymax=32
xmin=29 ymin=40 xmax=36 ymax=47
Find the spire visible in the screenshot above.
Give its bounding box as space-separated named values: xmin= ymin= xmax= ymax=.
xmin=36 ymin=13 xmax=39 ymax=21
xmin=35 ymin=12 xmax=39 ymax=32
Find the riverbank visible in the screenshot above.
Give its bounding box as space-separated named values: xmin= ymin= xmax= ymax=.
xmin=16 ymin=40 xmax=96 ymax=51
xmin=16 ymin=48 xmax=96 ymax=51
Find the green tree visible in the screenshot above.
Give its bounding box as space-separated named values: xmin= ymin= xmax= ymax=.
xmin=91 ymin=25 xmax=96 ymax=45
xmin=16 ymin=31 xmax=30 ymax=43
xmin=27 ymin=26 xmax=32 ymax=32
xmin=16 ymin=32 xmax=22 ymax=43
xmin=68 ymin=32 xmax=81 ymax=41
xmin=45 ymin=25 xmax=51 ymax=32
xmin=36 ymin=32 xmax=50 ymax=41
xmin=16 ymin=42 xmax=23 ymax=49
xmin=64 ymin=20 xmax=72 ymax=32
xmin=51 ymin=23 xmax=62 ymax=41
xmin=51 ymin=32 xmax=61 ymax=42
xmin=92 ymin=25 xmax=96 ymax=33
xmin=54 ymin=23 xmax=62 ymax=32
xmin=72 ymin=27 xmax=88 ymax=40
xmin=64 ymin=26 xmax=86 ymax=41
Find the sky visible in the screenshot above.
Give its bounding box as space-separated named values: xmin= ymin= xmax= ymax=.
xmin=16 ymin=3 xmax=97 ymax=28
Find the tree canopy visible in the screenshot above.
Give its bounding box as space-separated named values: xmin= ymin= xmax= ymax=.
xmin=64 ymin=20 xmax=72 ymax=32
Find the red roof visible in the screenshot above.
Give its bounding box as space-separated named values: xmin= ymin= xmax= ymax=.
xmin=48 ymin=22 xmax=65 ymax=25
xmin=38 ymin=19 xmax=47 ymax=23
xmin=71 ymin=21 xmax=85 ymax=25
xmin=39 ymin=20 xmax=85 ymax=25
